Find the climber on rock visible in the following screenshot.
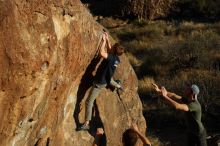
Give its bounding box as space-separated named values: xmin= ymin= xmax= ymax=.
xmin=122 ymin=123 xmax=151 ymax=146
xmin=153 ymin=83 xmax=207 ymax=146
xmin=77 ymin=32 xmax=125 ymax=131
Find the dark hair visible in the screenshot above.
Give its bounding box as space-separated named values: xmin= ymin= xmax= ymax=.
xmin=112 ymin=43 xmax=125 ymax=56
xmin=122 ymin=129 xmax=138 ymax=146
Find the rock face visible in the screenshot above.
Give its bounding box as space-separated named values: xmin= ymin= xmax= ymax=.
xmin=0 ymin=0 xmax=146 ymax=146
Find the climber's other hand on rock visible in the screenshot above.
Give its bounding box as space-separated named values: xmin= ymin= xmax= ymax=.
xmin=118 ymin=85 xmax=124 ymax=91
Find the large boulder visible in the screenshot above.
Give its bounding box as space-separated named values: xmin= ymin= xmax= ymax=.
xmin=0 ymin=0 xmax=146 ymax=146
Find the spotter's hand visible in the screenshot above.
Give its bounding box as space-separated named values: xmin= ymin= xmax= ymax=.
xmin=152 ymin=83 xmax=161 ymax=93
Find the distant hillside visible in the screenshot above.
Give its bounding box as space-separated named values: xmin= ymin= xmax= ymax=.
xmin=82 ymin=0 xmax=220 ymax=20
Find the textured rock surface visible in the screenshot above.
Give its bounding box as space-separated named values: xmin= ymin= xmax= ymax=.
xmin=0 ymin=0 xmax=146 ymax=146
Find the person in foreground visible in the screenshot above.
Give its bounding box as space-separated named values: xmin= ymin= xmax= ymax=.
xmin=122 ymin=123 xmax=151 ymax=146
xmin=93 ymin=124 xmax=151 ymax=146
xmin=92 ymin=128 xmax=105 ymax=146
xmin=77 ymin=32 xmax=125 ymax=131
xmin=153 ymin=83 xmax=207 ymax=146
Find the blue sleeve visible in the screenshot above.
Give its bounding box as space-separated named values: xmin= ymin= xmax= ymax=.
xmin=107 ymin=54 xmax=114 ymax=61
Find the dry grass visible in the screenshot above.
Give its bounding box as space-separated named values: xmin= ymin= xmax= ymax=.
xmin=138 ymin=77 xmax=155 ymax=96
xmin=99 ymin=17 xmax=220 ymax=144
xmin=106 ymin=19 xmax=220 ymax=85
xmin=100 ymin=17 xmax=220 ymax=112
xmin=148 ymin=135 xmax=165 ymax=146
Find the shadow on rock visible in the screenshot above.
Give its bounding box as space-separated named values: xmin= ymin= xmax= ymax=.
xmin=73 ymin=56 xmax=107 ymax=145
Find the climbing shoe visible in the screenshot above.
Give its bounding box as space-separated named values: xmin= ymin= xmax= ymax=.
xmin=77 ymin=124 xmax=90 ymax=131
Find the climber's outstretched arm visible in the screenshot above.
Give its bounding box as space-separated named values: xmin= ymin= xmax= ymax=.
xmin=99 ymin=35 xmax=108 ymax=59
xmin=152 ymin=83 xmax=182 ymax=100
xmin=104 ymin=32 xmax=112 ymax=53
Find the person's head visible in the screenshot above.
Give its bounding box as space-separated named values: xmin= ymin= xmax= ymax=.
xmin=122 ymin=129 xmax=138 ymax=146
xmin=184 ymin=83 xmax=200 ymax=101
xmin=112 ymin=43 xmax=125 ymax=56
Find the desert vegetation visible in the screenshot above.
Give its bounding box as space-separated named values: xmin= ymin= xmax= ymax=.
xmin=82 ymin=0 xmax=220 ymax=144
xmin=82 ymin=0 xmax=220 ymax=20
xmin=99 ymin=17 xmax=220 ymax=145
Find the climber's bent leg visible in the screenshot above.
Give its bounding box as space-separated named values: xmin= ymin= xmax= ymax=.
xmin=77 ymin=84 xmax=106 ymax=131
